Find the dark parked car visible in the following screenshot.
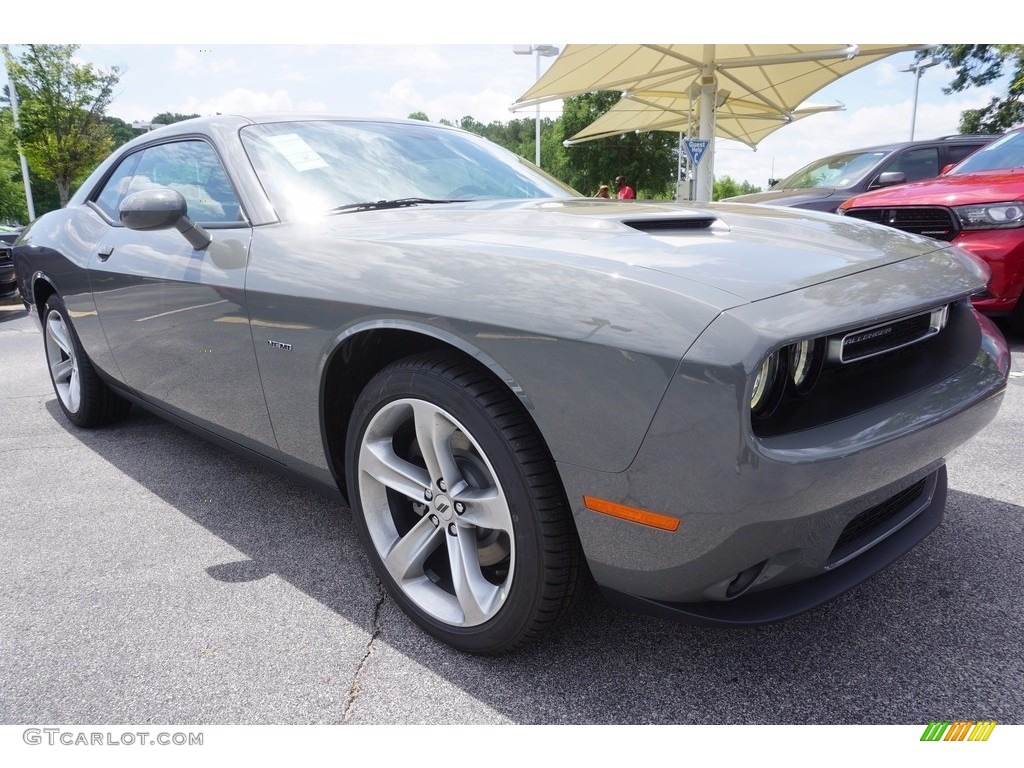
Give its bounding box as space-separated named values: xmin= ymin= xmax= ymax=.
xmin=839 ymin=127 xmax=1024 ymax=334
xmin=0 ymin=225 xmax=23 ymax=300
xmin=13 ymin=115 xmax=1009 ymax=654
xmin=725 ymin=134 xmax=998 ymax=213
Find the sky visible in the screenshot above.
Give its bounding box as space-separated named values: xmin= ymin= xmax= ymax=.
xmin=7 ymin=3 xmax=1014 ymax=195
xmin=64 ymin=42 xmax=1005 ymax=192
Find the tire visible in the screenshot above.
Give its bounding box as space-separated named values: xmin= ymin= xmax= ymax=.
xmin=42 ymin=295 xmax=131 ymax=428
xmin=345 ymin=352 xmax=580 ymax=655
xmin=1008 ymin=297 xmax=1024 ymax=337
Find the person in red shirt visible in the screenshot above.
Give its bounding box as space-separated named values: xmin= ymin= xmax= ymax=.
xmin=615 ymin=175 xmax=635 ymax=200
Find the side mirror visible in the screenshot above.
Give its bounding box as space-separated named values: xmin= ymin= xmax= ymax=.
xmin=872 ymin=171 xmax=907 ymax=189
xmin=767 ymin=178 xmax=779 ymax=188
xmin=940 ymin=163 xmax=955 ymax=175
xmin=120 ymin=188 xmax=212 ymax=250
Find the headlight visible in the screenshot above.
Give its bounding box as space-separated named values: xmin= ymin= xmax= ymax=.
xmin=750 ymin=350 xmax=782 ymax=416
xmin=953 ymin=201 xmax=1024 ymax=230
xmin=751 ymin=337 xmax=825 ymax=419
xmin=789 ymin=339 xmax=820 ymax=391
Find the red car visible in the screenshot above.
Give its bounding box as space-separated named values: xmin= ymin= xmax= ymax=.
xmin=839 ymin=128 xmax=1024 ymax=333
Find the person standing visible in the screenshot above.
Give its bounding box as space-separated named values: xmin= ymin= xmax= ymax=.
xmin=615 ymin=175 xmax=635 ymax=200
xmin=595 ymin=184 xmax=610 ymax=198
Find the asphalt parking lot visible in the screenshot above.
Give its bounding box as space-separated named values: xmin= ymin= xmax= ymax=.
xmin=1 ymin=297 xmax=1022 ymax=727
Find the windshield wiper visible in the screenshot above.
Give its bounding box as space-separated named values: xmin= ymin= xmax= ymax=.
xmin=327 ymin=197 xmax=459 ymax=214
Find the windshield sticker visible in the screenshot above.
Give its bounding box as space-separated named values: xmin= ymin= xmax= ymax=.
xmin=264 ymin=133 xmax=329 ymax=172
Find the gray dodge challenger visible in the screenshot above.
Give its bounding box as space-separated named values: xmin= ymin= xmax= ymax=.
xmin=13 ymin=115 xmax=1010 ymax=654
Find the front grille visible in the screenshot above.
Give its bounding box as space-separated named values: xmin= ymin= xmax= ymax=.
xmin=829 ymin=479 xmax=927 ymax=561
xmin=0 ymin=245 xmax=11 ymax=266
xmin=840 ymin=311 xmax=933 ymax=362
xmin=832 ymin=305 xmax=947 ymax=364
xmin=844 ymin=206 xmax=958 ymax=241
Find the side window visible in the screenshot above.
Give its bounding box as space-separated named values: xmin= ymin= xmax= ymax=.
xmin=947 ymin=144 xmax=983 ymax=166
xmin=124 ymin=140 xmax=243 ymax=224
xmin=93 ymin=152 xmax=142 ymax=221
xmin=884 ymin=147 xmax=940 ymax=182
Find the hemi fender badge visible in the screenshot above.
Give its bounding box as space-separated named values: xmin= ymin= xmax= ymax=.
xmin=267 ymin=340 xmax=293 ymax=351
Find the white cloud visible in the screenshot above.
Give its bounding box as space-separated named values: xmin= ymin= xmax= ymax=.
xmin=180 ymin=88 xmax=298 ymax=116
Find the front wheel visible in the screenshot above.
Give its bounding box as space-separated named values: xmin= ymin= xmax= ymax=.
xmin=345 ymin=353 xmax=580 ymax=654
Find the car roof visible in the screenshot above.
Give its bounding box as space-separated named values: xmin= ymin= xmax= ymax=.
xmin=827 ymin=134 xmax=997 ymax=156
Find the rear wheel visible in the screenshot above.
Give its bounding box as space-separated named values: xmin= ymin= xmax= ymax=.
xmin=345 ymin=353 xmax=580 ymax=654
xmin=43 ymin=295 xmax=131 ymax=427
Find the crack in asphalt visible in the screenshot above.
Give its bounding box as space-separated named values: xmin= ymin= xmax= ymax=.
xmin=342 ymin=583 xmax=387 ymax=724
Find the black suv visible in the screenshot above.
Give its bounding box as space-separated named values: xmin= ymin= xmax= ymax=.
xmin=0 ymin=226 xmax=23 ymax=301
xmin=724 ymin=134 xmax=998 ymax=213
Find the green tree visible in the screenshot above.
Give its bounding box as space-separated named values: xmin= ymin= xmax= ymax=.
xmin=151 ymin=112 xmax=201 ymax=125
xmin=0 ymin=109 xmax=27 ymax=222
xmin=555 ymin=91 xmax=676 ymax=198
xmin=929 ymin=45 xmax=1024 ymax=133
xmin=3 ymin=44 xmax=121 ymax=206
xmin=407 ymin=111 xmax=429 ymax=121
xmin=713 ymin=176 xmax=762 ymax=201
xmin=104 ymin=115 xmax=136 ymax=147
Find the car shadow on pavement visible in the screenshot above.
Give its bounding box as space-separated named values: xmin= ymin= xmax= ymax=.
xmin=44 ymin=397 xmax=1024 ymax=725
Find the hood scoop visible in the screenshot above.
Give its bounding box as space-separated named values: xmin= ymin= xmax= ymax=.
xmin=623 ymin=215 xmax=717 ymax=233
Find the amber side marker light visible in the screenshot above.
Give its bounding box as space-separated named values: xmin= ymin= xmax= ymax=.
xmin=583 ymin=496 xmax=680 ymax=532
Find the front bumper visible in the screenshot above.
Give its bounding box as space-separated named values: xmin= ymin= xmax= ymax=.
xmin=560 ymin=288 xmax=1008 ymax=623
xmin=954 ymin=230 xmax=1024 ymax=314
xmin=601 ymin=466 xmax=945 ymax=626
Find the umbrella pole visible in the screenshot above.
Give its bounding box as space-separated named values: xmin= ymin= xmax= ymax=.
xmin=695 ymin=73 xmax=716 ymax=203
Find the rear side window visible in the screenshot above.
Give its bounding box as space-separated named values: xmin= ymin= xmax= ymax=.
xmin=947 ymin=143 xmax=985 ymax=165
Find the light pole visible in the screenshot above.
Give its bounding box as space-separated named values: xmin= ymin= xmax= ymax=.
xmin=900 ymin=53 xmax=940 ymax=140
xmin=2 ymin=46 xmax=35 ymax=222
xmin=513 ymin=45 xmax=560 ymax=167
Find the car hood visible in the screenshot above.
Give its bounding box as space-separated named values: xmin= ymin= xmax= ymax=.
xmin=722 ymin=187 xmax=836 ymax=208
xmin=322 ymin=199 xmax=949 ymax=304
xmin=842 ymin=168 xmax=1024 ymax=208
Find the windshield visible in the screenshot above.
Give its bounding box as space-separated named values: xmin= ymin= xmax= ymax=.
xmin=949 ymin=130 xmax=1024 ymax=174
xmin=773 ymin=150 xmax=890 ymax=190
xmin=240 ymin=119 xmax=577 ymax=220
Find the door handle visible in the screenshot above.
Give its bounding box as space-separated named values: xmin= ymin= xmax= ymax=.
xmin=97 ymin=245 xmax=113 ymax=262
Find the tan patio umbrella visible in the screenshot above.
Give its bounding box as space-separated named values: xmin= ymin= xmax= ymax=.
xmin=563 ymin=94 xmax=843 ymax=148
xmin=513 ymin=44 xmax=925 ymax=200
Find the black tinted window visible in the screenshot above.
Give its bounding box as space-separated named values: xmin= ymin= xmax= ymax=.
xmin=884 ymin=147 xmax=939 ymax=182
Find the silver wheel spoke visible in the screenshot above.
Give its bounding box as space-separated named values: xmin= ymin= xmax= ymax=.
xmin=51 ymin=358 xmax=74 ymax=383
xmin=452 ymin=486 xmax=513 ymax=533
xmin=361 ymin=440 xmax=431 ymax=502
xmin=383 ymin=514 xmax=444 ymax=582
xmin=446 ymin=528 xmax=502 ymax=624
xmin=46 ymin=316 xmax=72 ymax=357
xmin=412 ymin=401 xmax=460 ymax=489
xmin=67 ymin=367 xmax=81 ymax=412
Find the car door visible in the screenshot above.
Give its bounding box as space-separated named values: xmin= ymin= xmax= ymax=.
xmin=87 ymin=138 xmax=278 ymax=452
